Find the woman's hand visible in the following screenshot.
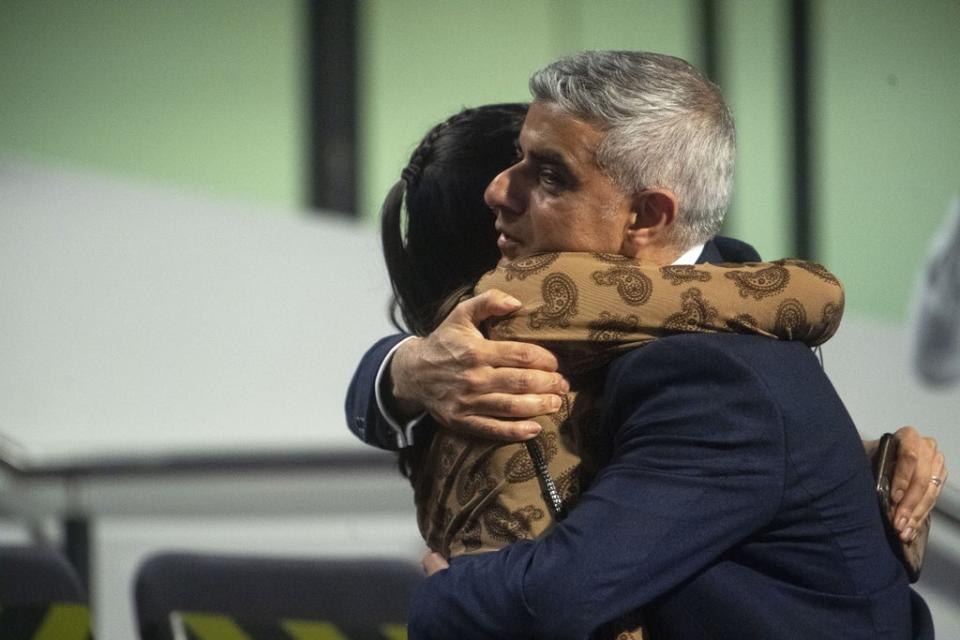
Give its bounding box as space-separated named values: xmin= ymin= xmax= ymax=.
xmin=888 ymin=425 xmax=947 ymax=541
xmin=421 ymin=550 xmax=449 ymax=577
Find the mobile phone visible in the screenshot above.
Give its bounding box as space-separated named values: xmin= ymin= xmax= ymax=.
xmin=873 ymin=433 xmax=898 ymax=514
xmin=873 ymin=432 xmax=926 ymax=582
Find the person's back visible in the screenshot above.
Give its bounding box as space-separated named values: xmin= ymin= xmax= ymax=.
xmin=604 ymin=333 xmax=910 ymax=639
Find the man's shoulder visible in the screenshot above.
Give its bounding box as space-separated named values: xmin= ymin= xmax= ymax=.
xmin=604 ymin=334 xmax=827 ymax=413
xmin=599 ymin=334 xmax=795 ymax=458
xmin=612 ymin=332 xmax=815 ymax=375
xmin=605 ymin=333 xmax=839 ymax=429
xmin=604 ymin=334 xmax=788 ymax=411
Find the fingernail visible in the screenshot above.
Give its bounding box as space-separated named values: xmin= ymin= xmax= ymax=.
xmin=504 ymin=295 xmax=522 ymax=306
xmin=525 ymin=422 xmax=542 ymax=435
xmin=560 ymin=378 xmax=570 ymax=392
xmin=549 ymin=396 xmax=562 ymax=410
xmin=892 ymin=489 xmax=904 ymax=504
xmin=896 ymin=516 xmax=907 ymax=531
xmin=903 ymin=527 xmax=915 ymax=541
xmin=910 ymin=529 xmax=920 ymax=542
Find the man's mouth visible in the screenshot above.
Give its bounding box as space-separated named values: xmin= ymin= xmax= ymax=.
xmin=496 ymin=229 xmax=521 ymax=256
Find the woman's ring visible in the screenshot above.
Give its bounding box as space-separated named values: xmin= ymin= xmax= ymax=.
xmin=930 ymin=475 xmax=943 ymax=487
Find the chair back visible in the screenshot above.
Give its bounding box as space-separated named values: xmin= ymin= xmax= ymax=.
xmin=0 ymin=545 xmax=91 ymax=639
xmin=135 ymin=552 xmax=422 ymax=640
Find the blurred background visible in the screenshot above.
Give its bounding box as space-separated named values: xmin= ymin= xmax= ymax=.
xmin=1 ymin=1 xmax=958 ymax=638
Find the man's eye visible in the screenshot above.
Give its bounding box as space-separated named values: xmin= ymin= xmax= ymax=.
xmin=539 ymin=169 xmax=562 ymax=186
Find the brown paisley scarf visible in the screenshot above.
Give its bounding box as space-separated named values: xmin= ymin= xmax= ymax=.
xmin=415 ymin=252 xmax=844 ymax=557
xmin=412 ymin=252 xmax=844 ymax=638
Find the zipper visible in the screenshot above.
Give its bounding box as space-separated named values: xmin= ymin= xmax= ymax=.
xmin=524 ymin=439 xmax=566 ymax=519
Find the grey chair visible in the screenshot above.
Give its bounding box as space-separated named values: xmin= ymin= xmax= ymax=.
xmin=135 ymin=552 xmax=423 ymax=640
xmin=0 ymin=545 xmax=85 ymax=605
xmin=0 ymin=545 xmax=91 ymax=639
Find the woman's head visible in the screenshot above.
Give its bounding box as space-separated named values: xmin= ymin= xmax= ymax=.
xmin=381 ymin=103 xmax=528 ymax=335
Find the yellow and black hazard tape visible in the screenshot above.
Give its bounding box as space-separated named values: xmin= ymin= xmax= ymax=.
xmin=0 ymin=602 xmax=93 ymax=640
xmin=171 ymin=611 xmax=407 ymax=640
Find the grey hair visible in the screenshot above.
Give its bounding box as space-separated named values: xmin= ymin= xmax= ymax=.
xmin=529 ymin=51 xmax=735 ymax=249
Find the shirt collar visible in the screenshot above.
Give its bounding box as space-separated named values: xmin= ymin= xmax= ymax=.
xmin=672 ymin=243 xmax=705 ymax=265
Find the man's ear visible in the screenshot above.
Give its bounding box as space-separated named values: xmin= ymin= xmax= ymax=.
xmin=620 ymin=189 xmax=678 ymax=257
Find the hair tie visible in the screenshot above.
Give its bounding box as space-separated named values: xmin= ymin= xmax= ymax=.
xmin=401 ymin=164 xmax=421 ymax=187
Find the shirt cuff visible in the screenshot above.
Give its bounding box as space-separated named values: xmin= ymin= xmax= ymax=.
xmin=374 ymin=336 xmax=427 ymax=448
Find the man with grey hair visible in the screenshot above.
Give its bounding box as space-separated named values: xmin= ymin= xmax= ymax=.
xmin=349 ymin=51 xmax=918 ymax=638
xmin=526 ymin=50 xmax=736 ymax=251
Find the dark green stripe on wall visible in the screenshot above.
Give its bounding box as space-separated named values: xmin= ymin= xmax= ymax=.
xmin=790 ymin=0 xmax=815 ymax=259
xmin=700 ymin=0 xmax=720 ymax=85
xmin=307 ymin=0 xmax=358 ymax=215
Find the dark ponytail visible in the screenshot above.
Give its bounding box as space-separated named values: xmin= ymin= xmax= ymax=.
xmin=378 ymin=103 xmax=528 ymax=482
xmin=382 ymin=103 xmax=528 ymax=336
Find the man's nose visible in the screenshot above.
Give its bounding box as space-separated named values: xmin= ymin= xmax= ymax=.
xmin=484 ymin=165 xmax=519 ymax=215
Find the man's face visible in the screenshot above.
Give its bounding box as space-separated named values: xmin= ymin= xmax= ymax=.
xmin=485 ymin=101 xmax=634 ymax=265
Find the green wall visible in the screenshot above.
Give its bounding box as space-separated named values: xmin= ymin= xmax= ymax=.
xmin=813 ymin=0 xmax=960 ymax=321
xmin=357 ymin=0 xmax=702 ymax=221
xmin=718 ymin=0 xmax=793 ymax=262
xmin=0 ymin=0 xmax=304 ymax=208
xmin=3 ymin=0 xmax=957 ymax=321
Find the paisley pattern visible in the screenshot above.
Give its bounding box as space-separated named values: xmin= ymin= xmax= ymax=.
xmin=505 ymin=433 xmax=559 ymax=483
xmin=484 ymin=504 xmax=545 ymax=543
xmin=461 ymin=517 xmax=482 ymax=552
xmin=724 ymin=264 xmax=791 ymax=300
xmin=663 ymin=288 xmax=720 ymax=333
xmin=592 ymin=266 xmax=654 ymax=305
xmin=661 ymin=264 xmax=712 ymax=285
xmin=775 ymin=298 xmax=807 ymax=339
xmin=455 ymin=456 xmax=495 ymax=506
xmin=795 ymin=260 xmax=841 ymax=286
xmin=591 ymin=252 xmax=634 ymax=263
xmin=529 ymin=272 xmax=579 ymax=329
xmin=503 ymin=252 xmax=560 ymax=281
xmin=588 ymin=311 xmax=641 ymax=342
xmin=437 ymin=439 xmax=463 ymax=477
xmin=821 ymin=301 xmax=842 ymax=330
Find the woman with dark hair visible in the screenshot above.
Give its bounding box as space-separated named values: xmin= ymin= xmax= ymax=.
xmin=380 ymin=103 xmax=528 ymax=336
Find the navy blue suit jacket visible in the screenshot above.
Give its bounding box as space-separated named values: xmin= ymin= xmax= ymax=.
xmin=406 ymin=335 xmax=909 ymax=639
